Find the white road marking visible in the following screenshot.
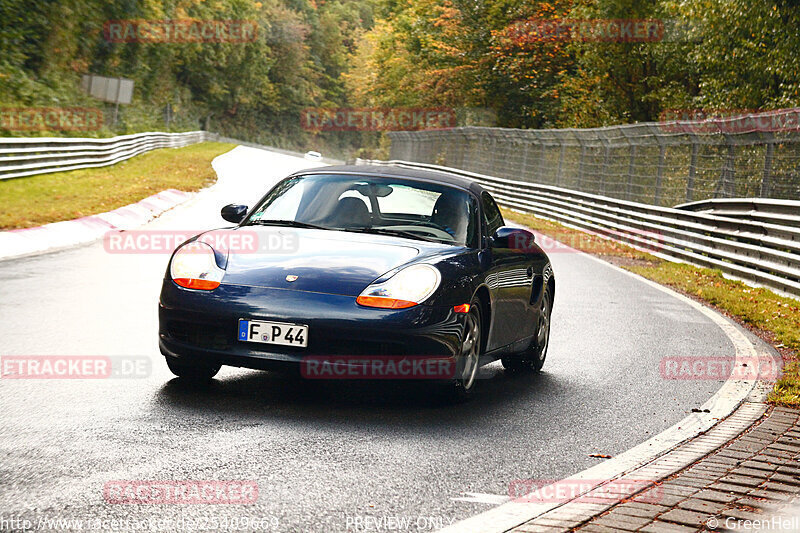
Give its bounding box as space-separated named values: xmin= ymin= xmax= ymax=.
xmin=451 ymin=493 xmax=511 ymax=505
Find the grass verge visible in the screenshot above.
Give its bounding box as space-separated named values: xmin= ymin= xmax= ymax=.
xmin=0 ymin=142 xmax=237 ymax=230
xmin=502 ymin=208 xmax=800 ymax=407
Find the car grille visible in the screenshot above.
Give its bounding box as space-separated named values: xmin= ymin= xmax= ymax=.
xmin=166 ymin=321 xmax=232 ymax=350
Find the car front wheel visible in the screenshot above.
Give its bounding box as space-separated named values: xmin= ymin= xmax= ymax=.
xmin=502 ymin=284 xmax=552 ymax=373
xmin=447 ymin=298 xmax=482 ymax=401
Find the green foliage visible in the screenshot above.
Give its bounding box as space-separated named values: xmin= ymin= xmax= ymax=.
xmin=345 ymin=0 xmax=800 ymax=129
xmin=676 ymin=0 xmax=800 ymax=110
xmin=0 ymin=0 xmax=377 ymax=152
xmin=2 ymin=0 xmax=799 ymax=141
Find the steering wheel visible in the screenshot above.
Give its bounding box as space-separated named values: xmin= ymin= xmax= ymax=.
xmin=389 ymin=224 xmax=455 ymax=241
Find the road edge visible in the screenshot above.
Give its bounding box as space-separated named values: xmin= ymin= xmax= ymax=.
xmin=439 ymin=235 xmax=778 ymax=533
xmin=0 ymin=188 xmax=196 ymax=262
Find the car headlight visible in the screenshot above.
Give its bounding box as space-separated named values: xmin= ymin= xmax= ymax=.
xmin=356 ymin=264 xmax=441 ymax=309
xmin=170 ymin=242 xmax=225 ymax=290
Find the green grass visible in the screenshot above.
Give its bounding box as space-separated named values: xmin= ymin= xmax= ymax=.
xmin=0 ymin=142 xmax=236 ymax=229
xmin=503 ymin=208 xmax=800 ymax=407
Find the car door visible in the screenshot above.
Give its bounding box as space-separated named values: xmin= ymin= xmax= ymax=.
xmin=480 ymin=192 xmax=537 ymax=352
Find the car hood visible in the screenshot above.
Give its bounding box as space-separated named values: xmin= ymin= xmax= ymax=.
xmin=218 ymin=227 xmax=431 ymax=296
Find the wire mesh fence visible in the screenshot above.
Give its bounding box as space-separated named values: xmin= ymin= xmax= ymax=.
xmin=387 ymin=109 xmax=800 ymax=206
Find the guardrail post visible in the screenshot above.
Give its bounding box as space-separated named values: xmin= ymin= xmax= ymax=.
xmin=521 ymin=141 xmax=529 ymax=179
xmin=455 ymin=129 xmax=466 ymax=169
xmin=761 ymin=135 xmax=775 ymax=198
xmin=687 ymin=139 xmax=699 ymax=202
xmin=577 ymin=140 xmax=587 ymax=190
xmin=462 ymin=129 xmax=475 ymax=170
xmin=540 ymin=140 xmax=547 ymax=180
xmin=627 ymin=144 xmax=637 ymax=201
xmin=600 ymin=140 xmax=611 ymax=196
xmin=490 ymin=136 xmax=498 ymax=172
xmin=717 ymin=138 xmax=736 ymax=198
xmin=655 ymin=144 xmax=666 ymax=205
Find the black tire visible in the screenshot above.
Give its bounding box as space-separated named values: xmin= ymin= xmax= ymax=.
xmin=446 ymin=298 xmax=482 ymax=402
xmin=165 ymin=357 xmax=220 ymax=383
xmin=502 ymin=285 xmax=552 ymax=373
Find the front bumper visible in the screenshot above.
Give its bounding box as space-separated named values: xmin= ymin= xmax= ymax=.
xmin=158 ymin=280 xmax=466 ymax=371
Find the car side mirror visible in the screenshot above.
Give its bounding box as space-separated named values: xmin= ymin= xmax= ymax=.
xmin=221 ymin=204 xmax=248 ymax=224
xmin=491 ymin=226 xmax=536 ymax=252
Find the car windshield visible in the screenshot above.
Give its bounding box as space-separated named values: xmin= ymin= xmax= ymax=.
xmin=246 ymin=174 xmax=477 ymax=246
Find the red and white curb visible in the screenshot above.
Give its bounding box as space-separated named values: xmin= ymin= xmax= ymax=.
xmin=0 ymin=189 xmax=193 ymax=261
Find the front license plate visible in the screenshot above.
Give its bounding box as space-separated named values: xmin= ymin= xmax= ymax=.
xmin=238 ymin=319 xmax=308 ymax=348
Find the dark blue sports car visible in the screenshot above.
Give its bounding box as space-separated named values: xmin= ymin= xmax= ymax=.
xmin=158 ymin=164 xmax=554 ymax=398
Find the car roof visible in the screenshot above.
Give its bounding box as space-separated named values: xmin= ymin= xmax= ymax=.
xmin=290 ymin=164 xmax=486 ymax=196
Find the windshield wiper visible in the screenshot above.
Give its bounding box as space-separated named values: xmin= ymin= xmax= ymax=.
xmin=345 ymin=227 xmax=444 ymax=244
xmin=246 ymin=219 xmax=329 ymax=230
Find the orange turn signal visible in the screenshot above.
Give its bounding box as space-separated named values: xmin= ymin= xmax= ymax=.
xmin=173 ymin=278 xmax=221 ymax=291
xmin=453 ymin=304 xmax=470 ymax=314
xmin=356 ymin=296 xmax=418 ymax=309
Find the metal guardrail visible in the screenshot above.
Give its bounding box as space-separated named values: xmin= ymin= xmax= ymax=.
xmin=357 ymin=159 xmax=800 ymax=298
xmin=0 ymin=131 xmax=208 ymax=180
xmin=675 ymin=198 xmax=800 ymax=228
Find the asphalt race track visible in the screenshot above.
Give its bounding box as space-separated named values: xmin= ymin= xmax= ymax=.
xmin=0 ymin=147 xmax=738 ymax=532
